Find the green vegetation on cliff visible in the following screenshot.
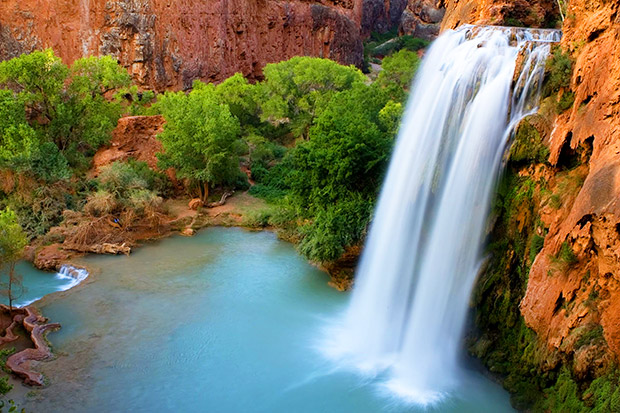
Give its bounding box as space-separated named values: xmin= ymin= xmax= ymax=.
xmin=471 ymin=87 xmax=620 ymax=411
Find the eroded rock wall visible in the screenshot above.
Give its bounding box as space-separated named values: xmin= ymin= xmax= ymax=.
xmin=521 ymin=0 xmax=620 ymax=360
xmin=0 ymin=0 xmax=369 ymax=90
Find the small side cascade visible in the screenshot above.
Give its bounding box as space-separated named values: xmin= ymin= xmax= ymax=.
xmin=56 ymin=264 xmax=90 ymax=290
xmin=324 ymin=25 xmax=561 ymax=403
xmin=15 ymin=264 xmax=90 ymax=308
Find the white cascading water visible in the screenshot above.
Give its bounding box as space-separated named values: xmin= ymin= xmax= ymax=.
xmin=325 ymin=25 xmax=561 ymax=402
xmin=55 ymin=264 xmax=89 ymax=290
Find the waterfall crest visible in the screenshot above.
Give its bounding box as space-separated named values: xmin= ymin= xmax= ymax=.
xmin=325 ymin=25 xmax=561 ymax=403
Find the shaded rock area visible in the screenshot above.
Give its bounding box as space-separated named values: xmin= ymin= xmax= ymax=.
xmin=399 ymin=0 xmax=445 ymax=40
xmin=0 ymin=305 xmax=60 ymax=386
xmin=361 ymin=0 xmax=410 ymax=35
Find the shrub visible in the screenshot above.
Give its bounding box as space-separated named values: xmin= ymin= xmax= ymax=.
xmin=544 ymin=46 xmax=574 ymax=101
xmin=558 ymin=241 xmax=578 ymax=265
xmin=557 ymin=91 xmax=575 ymax=113
xmin=242 ymin=208 xmax=273 ymax=228
xmin=124 ymin=159 xmax=173 ymax=197
xmin=529 ymin=234 xmax=545 ymax=263
xmin=83 ymin=190 xmax=118 ymax=217
xmin=98 ymin=162 xmax=148 ymax=200
xmin=575 ymin=324 xmax=604 ymax=349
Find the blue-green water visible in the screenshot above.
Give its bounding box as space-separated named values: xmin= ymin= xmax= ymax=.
xmin=0 ymin=262 xmax=86 ymax=308
xmin=15 ymin=228 xmax=513 ymax=412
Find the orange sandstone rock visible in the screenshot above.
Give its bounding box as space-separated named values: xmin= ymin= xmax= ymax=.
xmin=0 ymin=0 xmax=373 ymax=90
xmin=93 ymin=115 xmax=166 ymax=173
xmin=520 ymin=0 xmax=620 ymax=359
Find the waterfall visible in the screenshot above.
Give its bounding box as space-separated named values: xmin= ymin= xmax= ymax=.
xmin=56 ymin=264 xmax=90 ymax=290
xmin=325 ymin=25 xmax=561 ymax=403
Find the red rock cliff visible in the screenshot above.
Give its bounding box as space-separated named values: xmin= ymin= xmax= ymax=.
xmin=521 ymin=0 xmax=620 ymax=361
xmin=0 ymin=0 xmax=372 ymax=90
xmin=440 ymin=0 xmax=620 ymax=373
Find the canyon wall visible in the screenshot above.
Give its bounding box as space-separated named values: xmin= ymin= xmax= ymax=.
xmin=0 ymin=0 xmax=410 ymax=90
xmin=521 ymin=0 xmax=620 ymax=364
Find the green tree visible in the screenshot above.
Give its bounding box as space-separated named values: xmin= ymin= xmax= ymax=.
xmin=214 ymin=73 xmax=260 ymax=127
xmin=285 ymin=83 xmax=395 ymax=261
xmin=0 ymin=50 xmax=131 ymax=171
xmin=376 ymin=49 xmax=420 ymax=101
xmin=259 ymin=57 xmax=366 ymax=137
xmin=0 ymin=208 xmax=27 ymax=313
xmin=157 ymin=81 xmax=241 ymax=202
xmin=0 ymin=90 xmax=40 ymax=172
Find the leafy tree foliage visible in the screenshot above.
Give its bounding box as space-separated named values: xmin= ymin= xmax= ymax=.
xmin=259 ymin=57 xmax=366 ymax=137
xmin=282 ymin=83 xmax=396 ymax=261
xmin=214 ymin=73 xmax=261 ymax=127
xmin=0 ymin=90 xmax=39 ymax=172
xmin=157 ymin=81 xmax=242 ymax=201
xmin=0 ymin=50 xmax=130 ymax=176
xmin=376 ymin=49 xmax=421 ymax=101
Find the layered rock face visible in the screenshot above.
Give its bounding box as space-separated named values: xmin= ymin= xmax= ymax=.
xmin=440 ymin=0 xmax=559 ymax=30
xmin=0 ymin=0 xmax=369 ymax=90
xmin=521 ymin=0 xmax=620 ymax=360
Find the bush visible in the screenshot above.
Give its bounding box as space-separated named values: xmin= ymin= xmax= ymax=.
xmin=83 ymin=190 xmax=118 ymax=217
xmin=30 ymin=142 xmax=71 ymax=182
xmin=558 ymin=241 xmax=578 ymax=265
xmin=88 ymin=161 xmax=165 ymax=217
xmin=233 ymin=170 xmax=250 ymax=191
xmin=297 ymin=196 xmax=373 ymax=262
xmin=242 ymin=208 xmax=273 ymax=228
xmin=529 ymin=234 xmax=545 ymax=263
xmin=98 ymin=162 xmax=148 ymax=200
xmin=2 ymin=183 xmax=75 ymax=238
xmin=124 ymin=159 xmax=173 ymax=197
xmin=557 ymin=91 xmax=575 ymax=113
xmin=127 ymin=189 xmax=162 ymax=215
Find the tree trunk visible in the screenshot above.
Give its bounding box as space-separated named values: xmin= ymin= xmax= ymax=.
xmin=201 ymin=182 xmax=209 ymax=204
xmin=8 ymin=262 xmax=14 ymax=313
